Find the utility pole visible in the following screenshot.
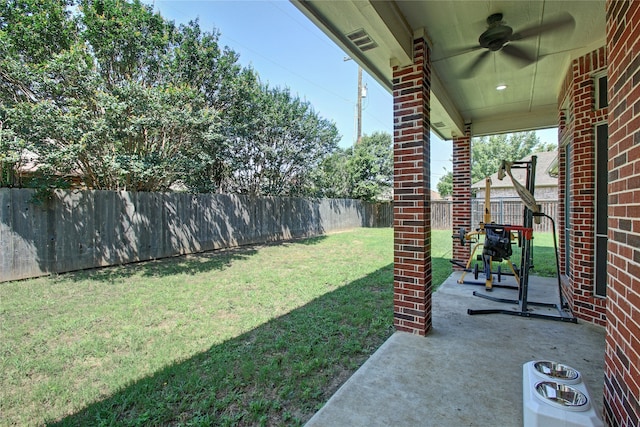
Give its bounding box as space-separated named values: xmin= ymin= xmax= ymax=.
xmin=356 ymin=66 xmax=363 ymax=144
xmin=344 ymin=57 xmax=366 ymax=145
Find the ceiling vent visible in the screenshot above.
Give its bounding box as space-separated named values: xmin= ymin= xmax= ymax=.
xmin=346 ymin=28 xmax=378 ymax=52
xmin=433 ymin=121 xmax=446 ymax=128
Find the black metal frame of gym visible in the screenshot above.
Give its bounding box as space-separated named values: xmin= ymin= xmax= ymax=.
xmin=467 ymin=157 xmax=577 ymax=323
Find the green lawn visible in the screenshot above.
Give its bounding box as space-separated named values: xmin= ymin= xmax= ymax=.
xmin=0 ymin=228 xmax=551 ymax=426
xmin=462 ymin=231 xmax=560 ymax=279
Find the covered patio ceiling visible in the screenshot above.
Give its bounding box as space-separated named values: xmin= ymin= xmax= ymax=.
xmin=292 ymin=0 xmax=606 ymax=140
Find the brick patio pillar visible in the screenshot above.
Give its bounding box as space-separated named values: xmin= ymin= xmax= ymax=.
xmin=451 ymin=125 xmax=472 ymax=268
xmin=392 ymin=36 xmax=432 ymax=336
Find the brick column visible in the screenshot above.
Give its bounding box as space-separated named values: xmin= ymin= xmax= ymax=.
xmin=451 ymin=125 xmax=472 ymax=268
xmin=392 ymin=37 xmax=431 ymax=336
xmin=604 ymin=1 xmax=640 ymax=425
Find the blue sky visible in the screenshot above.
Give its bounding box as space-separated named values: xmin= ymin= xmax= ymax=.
xmin=146 ymin=0 xmax=557 ymax=190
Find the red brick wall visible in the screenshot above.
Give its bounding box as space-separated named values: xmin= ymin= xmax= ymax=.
xmin=557 ymin=47 xmax=608 ymax=326
xmin=392 ymin=37 xmax=432 ymax=336
xmin=604 ymin=1 xmax=640 ymax=425
xmin=452 ymin=125 xmax=472 ymax=267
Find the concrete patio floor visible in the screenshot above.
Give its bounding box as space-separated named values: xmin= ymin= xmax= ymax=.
xmin=305 ymin=272 xmax=606 ymax=427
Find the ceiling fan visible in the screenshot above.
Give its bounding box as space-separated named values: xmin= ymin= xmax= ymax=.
xmin=457 ymin=12 xmax=575 ymax=79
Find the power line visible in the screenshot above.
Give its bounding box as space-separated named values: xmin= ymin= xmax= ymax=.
xmin=218 ymin=32 xmax=354 ymax=105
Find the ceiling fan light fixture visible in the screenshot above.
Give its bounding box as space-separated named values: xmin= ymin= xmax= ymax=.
xmin=496 ymin=84 xmax=508 ymax=91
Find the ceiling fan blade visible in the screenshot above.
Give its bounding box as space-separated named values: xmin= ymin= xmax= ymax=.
xmin=459 ymin=50 xmax=490 ymax=79
xmin=510 ymin=12 xmax=575 ymax=42
xmin=501 ymin=44 xmax=536 ymax=67
xmin=438 ymin=44 xmax=484 ymax=62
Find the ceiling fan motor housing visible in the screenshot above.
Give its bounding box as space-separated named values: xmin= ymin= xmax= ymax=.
xmin=479 ymin=13 xmax=513 ymax=51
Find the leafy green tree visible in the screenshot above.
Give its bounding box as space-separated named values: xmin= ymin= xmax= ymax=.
xmin=347 ymin=132 xmax=393 ymax=201
xmin=436 ymin=131 xmax=555 ymax=197
xmin=0 ymin=0 xmax=77 ymax=105
xmin=0 ymin=0 xmax=76 ymax=65
xmin=0 ymin=0 xmax=230 ymax=191
xmin=156 ymin=18 xmax=246 ymax=193
xmin=308 ymin=147 xmax=351 ymax=198
xmin=79 ymin=0 xmax=177 ymax=88
xmin=436 ymin=169 xmax=453 ymax=198
xmin=171 ymin=20 xmax=243 ymax=111
xmin=471 ymin=131 xmax=553 ymax=183
xmin=0 ymin=0 xmax=344 ymax=195
xmin=222 ymin=85 xmax=340 ymax=196
xmin=0 ymin=122 xmax=22 ymax=187
xmin=1 ymin=0 xmax=91 ymax=192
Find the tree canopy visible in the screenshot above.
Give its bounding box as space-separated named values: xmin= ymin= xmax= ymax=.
xmin=0 ymin=0 xmax=342 ymax=196
xmin=437 ymin=131 xmax=556 ymax=198
xmin=436 ymin=168 xmax=452 ymax=199
xmin=347 ymin=132 xmax=393 ymax=201
xmin=310 ymin=132 xmax=393 ymax=201
xmin=221 ymin=84 xmax=340 ymax=197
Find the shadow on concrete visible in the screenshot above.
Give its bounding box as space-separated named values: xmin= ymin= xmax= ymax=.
xmin=46 ymin=263 xmax=394 ymax=426
xmin=305 ymin=272 xmax=606 ymax=427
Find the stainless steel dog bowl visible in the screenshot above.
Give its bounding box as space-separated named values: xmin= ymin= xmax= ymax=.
xmin=535 ymin=381 xmax=588 ymax=407
xmin=534 ymin=361 xmax=580 ymax=382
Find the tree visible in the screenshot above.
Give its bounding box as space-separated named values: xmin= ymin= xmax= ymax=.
xmin=436 ymin=131 xmax=555 ymax=197
xmin=1 ymin=0 xmax=94 ymax=191
xmin=0 ymin=0 xmax=234 ymax=191
xmin=471 ymin=131 xmax=554 ymax=183
xmin=0 ymin=0 xmax=77 ymax=66
xmin=79 ymin=0 xmax=175 ymax=88
xmin=346 ymin=132 xmax=393 ymax=201
xmin=436 ymin=169 xmax=453 ymax=198
xmin=0 ymin=122 xmax=24 ymax=187
xmin=1 ymin=0 xmax=345 ymax=195
xmin=221 ymin=84 xmax=340 ymax=197
xmin=308 ymin=148 xmax=351 ymax=198
xmin=308 ymin=132 xmax=394 ymax=201
xmin=0 ymin=0 xmax=78 ymax=107
xmin=171 ymin=20 xmax=242 ymax=111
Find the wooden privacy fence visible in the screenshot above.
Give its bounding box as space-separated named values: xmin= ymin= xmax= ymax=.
xmin=1 ymin=189 xmax=391 ymax=282
xmin=429 ymin=199 xmax=559 ymax=231
xmin=359 ymin=200 xmax=558 ymax=231
xmin=431 ymin=200 xmax=452 ymax=229
xmin=1 ymin=189 xmax=557 ymax=282
xmin=470 ymin=199 xmax=559 ymax=232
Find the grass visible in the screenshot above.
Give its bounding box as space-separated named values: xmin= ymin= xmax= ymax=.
xmin=527 ymin=233 xmax=561 ymax=277
xmin=0 ymin=228 xmax=547 ymax=426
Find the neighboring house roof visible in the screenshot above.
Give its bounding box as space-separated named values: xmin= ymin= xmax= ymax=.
xmin=430 ymin=190 xmax=441 ymax=200
xmin=15 ymin=149 xmax=83 ymax=179
xmin=15 ymin=149 xmax=40 ymax=174
xmin=471 ymin=151 xmax=558 ymax=189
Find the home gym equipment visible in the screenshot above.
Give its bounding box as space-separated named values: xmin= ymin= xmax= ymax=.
xmin=450 ymin=177 xmax=520 ymax=290
xmin=466 ymin=156 xmax=577 ymax=323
